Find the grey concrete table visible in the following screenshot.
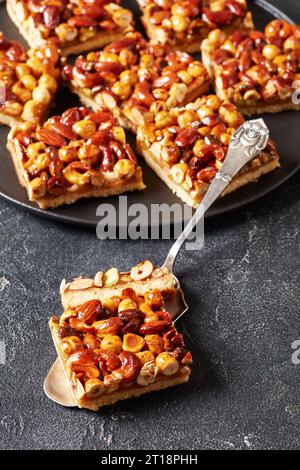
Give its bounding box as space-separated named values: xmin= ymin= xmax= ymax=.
xmin=0 ymin=0 xmax=299 ymax=451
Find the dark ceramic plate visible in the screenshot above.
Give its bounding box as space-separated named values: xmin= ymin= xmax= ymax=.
xmin=0 ymin=0 xmax=299 ymax=227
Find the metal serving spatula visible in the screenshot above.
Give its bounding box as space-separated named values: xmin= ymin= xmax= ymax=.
xmin=44 ymin=119 xmax=270 ymax=407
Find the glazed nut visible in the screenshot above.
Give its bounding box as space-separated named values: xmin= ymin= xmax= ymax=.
xmin=130 ymin=260 xmax=154 ymax=281
xmin=102 ymin=296 xmax=121 ymax=313
xmin=136 ymin=350 xmax=155 ymax=366
xmin=177 ymin=70 xmax=193 ymax=85
xmin=262 ymin=44 xmax=281 ymax=61
xmin=3 ymin=101 xmax=23 ymax=116
xmin=12 ymin=83 xmax=31 ymax=103
xmin=122 ymin=333 xmax=145 ymax=353
xmin=188 ymin=62 xmax=205 ymax=78
xmin=111 ymin=81 xmax=132 ymax=100
xmin=170 ymin=163 xmax=188 ymax=184
xmin=120 ymin=70 xmax=138 ymax=86
xmin=77 ymin=299 xmax=102 ymax=324
xmin=118 ymin=298 xmax=138 ymax=312
xmin=39 ymin=74 xmax=58 ymax=93
xmin=94 ymin=317 xmax=123 ymax=336
xmin=85 ymin=378 xmax=105 ymax=398
xmin=26 ymin=57 xmax=44 ymax=76
xmin=62 ymin=336 xmax=83 ymax=355
xmin=16 ymin=64 xmax=32 ymax=79
xmin=144 ymin=335 xmax=164 ymax=356
xmin=144 ymin=289 xmax=164 ymax=310
xmin=114 ymin=159 xmax=135 ymax=178
xmin=72 ymin=120 xmax=96 ymax=139
xmin=103 ymin=370 xmax=123 ymax=392
xmin=137 ymin=361 xmax=158 ymax=386
xmin=155 ymin=111 xmax=174 ymax=128
xmin=112 ymin=126 xmax=126 ymax=144
xmin=178 ymin=110 xmax=198 ymax=128
xmin=171 ymin=14 xmax=189 ymax=33
xmin=94 ymin=271 xmax=104 ymax=287
xmin=112 ymin=8 xmax=133 ymax=28
xmin=100 ymin=335 xmax=123 ymax=355
xmin=21 ymin=74 xmax=37 ymax=91
xmin=169 ymin=83 xmax=188 ymax=104
xmin=55 ymin=23 xmax=78 ymax=43
xmin=103 ymin=267 xmax=120 ymax=287
xmin=32 ymin=85 xmax=52 ymax=105
xmin=29 ymin=177 xmax=47 ymax=199
xmin=59 ymin=308 xmax=77 ymax=324
xmin=21 ymin=100 xmax=44 ymax=122
xmin=155 ymin=352 xmax=180 ymax=376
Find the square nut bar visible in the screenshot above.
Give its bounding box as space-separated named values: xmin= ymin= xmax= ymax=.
xmin=136 ymin=95 xmax=280 ymax=208
xmin=7 ymin=0 xmax=134 ymax=56
xmin=7 ymin=107 xmax=145 ymax=209
xmin=50 ymin=261 xmax=192 ymax=411
xmin=0 ymin=33 xmax=62 ymax=127
xmin=137 ymin=0 xmax=254 ymax=53
xmin=63 ymin=31 xmax=211 ymax=133
xmin=201 ymin=20 xmax=300 ymax=115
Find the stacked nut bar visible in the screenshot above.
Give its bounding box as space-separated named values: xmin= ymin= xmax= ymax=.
xmin=63 ymin=31 xmax=211 ymax=132
xmin=50 ymin=260 xmax=192 ymax=411
xmin=202 ymin=20 xmax=300 ymax=115
xmin=0 ymin=33 xmax=62 ymax=126
xmin=136 ymin=0 xmax=254 ymax=52
xmin=7 ymin=0 xmax=134 ymax=55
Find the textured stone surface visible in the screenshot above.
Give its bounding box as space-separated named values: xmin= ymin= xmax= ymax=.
xmin=0 ymin=0 xmax=300 ymax=451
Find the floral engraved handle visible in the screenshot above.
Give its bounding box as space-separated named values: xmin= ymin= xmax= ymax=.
xmin=230 ymin=119 xmax=270 ymax=158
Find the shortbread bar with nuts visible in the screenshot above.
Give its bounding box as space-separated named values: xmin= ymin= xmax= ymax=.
xmin=50 ymin=261 xmax=192 ymax=411
xmin=7 ymin=0 xmax=134 ymax=56
xmin=137 ymin=0 xmax=254 ymax=53
xmin=0 ymin=33 xmax=62 ymax=127
xmin=63 ymin=31 xmax=211 ymax=133
xmin=137 ymin=95 xmax=280 ymax=207
xmin=7 ymin=107 xmax=145 ymax=209
xmin=201 ymin=20 xmax=300 ymax=115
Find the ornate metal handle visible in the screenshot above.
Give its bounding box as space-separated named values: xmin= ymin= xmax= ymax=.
xmin=163 ymin=119 xmax=270 ymax=271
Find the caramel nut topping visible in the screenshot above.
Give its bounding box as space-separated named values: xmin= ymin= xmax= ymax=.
xmin=20 ymin=1 xmax=134 ymax=48
xmin=15 ymin=106 xmax=139 ymax=199
xmin=0 ymin=32 xmax=61 ymax=122
xmin=138 ymin=94 xmax=247 ymax=193
xmin=136 ymin=0 xmax=250 ymax=49
xmin=56 ymin=285 xmax=192 ymax=390
xmin=208 ymin=20 xmax=300 ymax=102
xmin=63 ymin=31 xmax=210 ymax=125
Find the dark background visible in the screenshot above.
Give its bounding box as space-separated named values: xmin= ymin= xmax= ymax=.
xmin=0 ymin=0 xmax=299 ymax=450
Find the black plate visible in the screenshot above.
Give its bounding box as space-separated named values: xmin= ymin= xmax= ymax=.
xmin=0 ymin=0 xmax=299 ymax=227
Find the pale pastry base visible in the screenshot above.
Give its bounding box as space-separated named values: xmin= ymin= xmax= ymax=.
xmin=137 ymin=139 xmax=280 ymax=208
xmin=7 ymin=138 xmax=145 ymax=209
xmin=7 ymin=0 xmax=133 ymax=56
xmin=49 ymin=318 xmax=191 ymax=411
xmin=61 ymin=271 xmax=176 ymax=309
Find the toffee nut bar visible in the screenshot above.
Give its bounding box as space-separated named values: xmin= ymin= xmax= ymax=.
xmin=0 ymin=33 xmax=62 ymax=127
xmin=201 ymin=20 xmax=300 ymax=115
xmin=7 ymin=0 xmax=134 ymax=56
xmin=49 ymin=262 xmax=191 ymax=411
xmin=7 ymin=107 xmax=145 ymax=209
xmin=63 ymin=31 xmax=211 ymax=133
xmin=136 ymin=95 xmax=280 ymax=208
xmin=137 ymin=0 xmax=254 ymax=53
